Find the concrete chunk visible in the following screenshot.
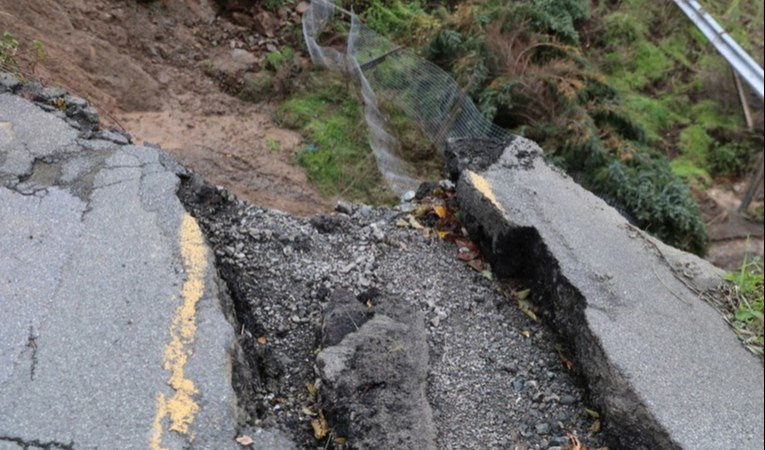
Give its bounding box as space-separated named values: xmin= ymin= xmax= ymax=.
xmin=454 ymin=137 xmax=764 ymax=449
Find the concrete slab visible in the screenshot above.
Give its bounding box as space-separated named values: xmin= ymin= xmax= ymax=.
xmin=454 ymin=137 xmax=764 ymax=449
xmin=0 ymin=94 xmax=245 ymax=449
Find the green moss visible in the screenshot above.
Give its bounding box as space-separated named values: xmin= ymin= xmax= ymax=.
xmin=670 ymin=157 xmax=712 ymax=188
xmin=275 ymin=94 xmax=328 ymax=130
xmin=690 ymin=100 xmax=741 ymax=130
xmin=602 ymin=11 xmax=645 ymax=46
xmin=678 ymin=125 xmax=713 ymax=166
xmin=275 ymin=73 xmax=396 ymax=204
xmin=238 ymin=72 xmax=275 ymax=103
xmin=266 ymin=47 xmax=295 ymax=70
xmin=623 ymin=94 xmax=684 ymax=143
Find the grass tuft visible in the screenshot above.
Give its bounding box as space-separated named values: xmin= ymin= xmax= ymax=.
xmin=275 ymin=72 xmax=397 ymax=205
xmin=725 ymin=255 xmax=764 ymax=356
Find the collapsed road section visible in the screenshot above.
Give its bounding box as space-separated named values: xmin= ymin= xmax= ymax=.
xmin=3 ymin=73 xmax=762 ymax=450
xmin=451 ymin=136 xmax=764 ymax=449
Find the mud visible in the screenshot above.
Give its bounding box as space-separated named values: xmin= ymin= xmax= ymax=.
xmin=0 ymin=0 xmax=327 ymax=215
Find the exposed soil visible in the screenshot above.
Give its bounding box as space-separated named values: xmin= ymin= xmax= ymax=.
xmin=697 ymin=180 xmax=764 ymax=270
xmin=0 ymin=0 xmax=328 ymax=216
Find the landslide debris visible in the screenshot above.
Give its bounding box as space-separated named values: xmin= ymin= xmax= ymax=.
xmin=178 ymin=174 xmax=609 ymax=449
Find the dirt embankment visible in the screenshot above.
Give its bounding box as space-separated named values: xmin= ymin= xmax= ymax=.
xmin=0 ymin=0 xmax=327 ymax=216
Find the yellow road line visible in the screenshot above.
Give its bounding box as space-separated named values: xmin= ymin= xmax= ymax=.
xmin=467 ymin=170 xmax=506 ymax=215
xmin=150 ymin=214 xmax=208 ymax=450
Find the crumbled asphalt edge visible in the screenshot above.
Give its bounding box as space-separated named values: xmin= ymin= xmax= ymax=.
xmin=1 ymin=73 xmax=129 ymax=144
xmin=447 ymin=139 xmax=672 ymax=449
xmin=177 ymin=174 xmax=610 ymax=448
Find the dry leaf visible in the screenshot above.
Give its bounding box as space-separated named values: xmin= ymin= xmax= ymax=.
xmin=520 ymin=330 xmax=531 ymax=338
xmin=467 ymin=258 xmax=485 ymax=271
xmin=408 ymin=215 xmax=424 ymax=229
xmin=433 ymin=205 xmax=447 ymax=218
xmin=257 ymin=336 xmax=267 ymax=345
xmin=311 ymin=416 xmax=329 ymax=439
xmin=436 ymin=230 xmax=450 ymax=239
xmin=235 ymin=435 xmax=254 ymax=447
xmin=590 ymin=419 xmax=601 ymax=433
xmin=567 ymin=433 xmax=585 ymax=450
xmin=518 ymin=298 xmax=538 ymax=321
xmin=334 ymin=437 xmax=348 ymax=444
xmin=516 ymin=289 xmax=531 ymax=301
xmin=302 ymin=406 xmax=317 ymax=416
xmin=457 ymin=248 xmax=480 ymax=261
xmin=306 ymin=383 xmax=318 ymax=396
xmin=585 ymin=408 xmax=600 ymax=419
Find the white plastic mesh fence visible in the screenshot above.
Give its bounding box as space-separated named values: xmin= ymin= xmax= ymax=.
xmin=303 ymin=0 xmax=513 ymax=193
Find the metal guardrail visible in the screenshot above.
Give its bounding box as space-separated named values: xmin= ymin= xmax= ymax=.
xmin=673 ymin=0 xmax=764 ymax=99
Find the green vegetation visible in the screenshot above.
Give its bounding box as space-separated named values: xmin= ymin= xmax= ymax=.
xmin=1 ymin=31 xmax=45 ymax=76
xmin=272 ymin=0 xmax=760 ymax=255
xmin=414 ymin=0 xmax=712 ymax=253
xmin=324 ymin=0 xmax=762 ymax=255
xmin=276 ymin=72 xmax=396 ymax=204
xmin=1 ymin=31 xmax=20 ymax=73
xmin=726 ymin=255 xmax=764 ymax=356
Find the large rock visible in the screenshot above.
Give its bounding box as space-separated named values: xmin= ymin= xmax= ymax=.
xmin=452 ymin=136 xmax=764 ymax=449
xmin=316 ymin=294 xmax=436 ymax=450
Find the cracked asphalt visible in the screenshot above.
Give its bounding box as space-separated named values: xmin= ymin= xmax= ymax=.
xmin=0 ymin=93 xmax=245 ymax=449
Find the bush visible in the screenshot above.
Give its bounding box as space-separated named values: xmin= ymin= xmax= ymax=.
xmin=422 ymin=0 xmax=707 ymax=254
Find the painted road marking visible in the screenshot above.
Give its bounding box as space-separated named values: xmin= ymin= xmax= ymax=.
xmin=467 ymin=170 xmax=506 ymax=215
xmin=151 ymin=214 xmax=208 ymax=450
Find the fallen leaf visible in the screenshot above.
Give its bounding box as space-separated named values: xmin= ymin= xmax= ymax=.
xmin=436 ymin=230 xmax=450 ymax=239
xmin=257 ymin=336 xmax=267 ymax=345
xmin=408 ymin=215 xmax=424 ymax=229
xmin=518 ymin=298 xmax=538 ymax=321
xmin=516 ymin=289 xmax=531 ymax=301
xmin=520 ymin=330 xmax=531 ymax=338
xmin=567 ymin=433 xmax=585 ymax=450
xmin=235 ymin=435 xmax=254 ymax=447
xmin=311 ymin=415 xmax=329 ymax=439
xmin=590 ymin=419 xmax=601 ymax=433
xmin=395 ymin=218 xmax=409 ymax=228
xmin=414 ymin=204 xmax=431 ymax=217
xmin=457 ymin=248 xmax=480 ymax=261
xmin=467 ymin=258 xmax=485 ymax=271
xmin=585 ymin=408 xmax=600 ymax=419
xmin=556 ymin=345 xmax=575 ymax=371
xmin=432 ymin=205 xmax=447 ymax=218
xmin=302 ymin=406 xmax=317 ymax=416
xmin=306 ymin=383 xmax=318 ymax=396
xmin=334 ymin=437 xmax=348 ymax=444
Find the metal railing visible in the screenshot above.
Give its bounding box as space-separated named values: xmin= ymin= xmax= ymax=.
xmin=673 ymin=0 xmax=764 ymax=100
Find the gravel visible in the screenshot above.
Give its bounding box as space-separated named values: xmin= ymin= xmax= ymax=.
xmin=179 ymin=174 xmax=609 ymax=449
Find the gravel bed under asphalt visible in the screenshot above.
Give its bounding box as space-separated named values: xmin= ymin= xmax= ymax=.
xmin=179 ymin=174 xmax=608 ymax=450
